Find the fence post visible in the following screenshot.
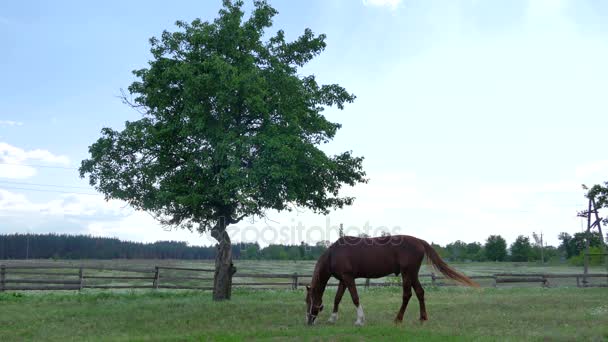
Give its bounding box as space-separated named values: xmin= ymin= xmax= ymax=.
xmin=0 ymin=264 xmax=5 ymax=292
xmin=365 ymin=278 xmax=370 ymax=289
xmin=292 ymin=273 xmax=298 ymax=290
xmin=576 ymin=276 xmax=580 ymax=288
xmin=153 ymin=266 xmax=160 ymax=289
xmin=493 ymin=275 xmax=497 ymax=288
xmin=541 ymin=275 xmax=547 ymax=288
xmin=78 ymin=267 xmax=84 ymax=291
xmin=431 ymin=273 xmax=436 ymax=287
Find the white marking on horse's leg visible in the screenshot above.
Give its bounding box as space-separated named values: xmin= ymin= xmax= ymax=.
xmin=328 ymin=312 xmax=338 ymax=323
xmin=354 ymin=304 xmax=365 ymax=326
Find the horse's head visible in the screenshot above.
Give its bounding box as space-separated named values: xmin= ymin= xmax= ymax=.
xmin=305 ymin=285 xmax=324 ymax=325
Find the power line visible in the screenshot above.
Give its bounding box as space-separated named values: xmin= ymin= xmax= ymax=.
xmin=0 ymin=162 xmax=78 ymax=170
xmin=0 ymin=186 xmax=100 ymax=196
xmin=0 ymin=180 xmax=92 ymax=190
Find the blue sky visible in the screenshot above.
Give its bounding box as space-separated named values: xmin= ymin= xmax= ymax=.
xmin=1 ymin=0 xmax=608 ymax=247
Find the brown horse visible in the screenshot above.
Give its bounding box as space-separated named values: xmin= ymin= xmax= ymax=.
xmin=305 ymin=235 xmax=478 ymax=326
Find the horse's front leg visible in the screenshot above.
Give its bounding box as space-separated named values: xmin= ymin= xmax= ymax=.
xmin=343 ymin=276 xmax=365 ymax=326
xmin=328 ymin=281 xmax=346 ymax=323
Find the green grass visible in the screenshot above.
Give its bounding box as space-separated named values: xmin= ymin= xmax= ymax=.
xmin=1 ymin=287 xmax=607 ymax=341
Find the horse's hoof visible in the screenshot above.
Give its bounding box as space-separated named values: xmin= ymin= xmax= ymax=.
xmin=354 ymin=320 xmax=364 ymax=326
xmin=328 ymin=313 xmax=338 ymax=323
xmin=394 ymin=319 xmax=403 ymax=324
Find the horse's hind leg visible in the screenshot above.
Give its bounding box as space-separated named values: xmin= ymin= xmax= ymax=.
xmin=395 ymin=272 xmax=412 ymax=323
xmin=413 ymin=276 xmax=428 ymax=321
xmin=343 ymin=275 xmax=365 ymax=326
xmin=328 ymin=281 xmax=346 ymax=323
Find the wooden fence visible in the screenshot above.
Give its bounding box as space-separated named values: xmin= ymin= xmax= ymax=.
xmin=283 ymin=272 xmax=608 ymax=290
xmin=1 ymin=264 xmax=607 ymax=292
xmin=0 ymin=264 xmax=214 ymax=291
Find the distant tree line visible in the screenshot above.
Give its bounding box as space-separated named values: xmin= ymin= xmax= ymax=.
xmin=431 ymin=231 xmax=605 ymax=265
xmin=0 ymin=234 xmax=328 ymax=261
xmin=0 ymin=232 xmax=604 ymax=263
xmin=0 ymin=234 xmax=217 ymax=260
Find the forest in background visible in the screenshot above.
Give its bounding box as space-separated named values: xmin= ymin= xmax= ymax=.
xmin=0 ymin=232 xmax=605 ymax=265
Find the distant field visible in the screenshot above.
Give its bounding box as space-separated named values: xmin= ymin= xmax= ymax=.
xmin=0 ymin=287 xmax=607 ymax=341
xmin=4 ymin=258 xmax=607 ymax=275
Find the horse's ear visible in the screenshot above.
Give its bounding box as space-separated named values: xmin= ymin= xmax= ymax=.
xmin=305 ymin=285 xmax=310 ymax=291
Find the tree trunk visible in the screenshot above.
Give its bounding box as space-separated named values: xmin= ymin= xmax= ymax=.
xmin=211 ymin=226 xmax=236 ymax=301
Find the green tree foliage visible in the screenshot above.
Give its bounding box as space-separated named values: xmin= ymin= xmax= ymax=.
xmin=0 ymin=234 xmax=330 ymax=261
xmin=568 ymin=246 xmax=606 ymax=266
xmin=445 ymin=240 xmax=467 ymax=261
xmin=5 ymin=233 xmax=579 ymax=264
xmin=538 ymin=245 xmax=559 ymax=262
xmin=510 ymin=235 xmax=533 ymax=262
xmin=240 ymin=242 xmax=261 ymax=259
xmin=558 ymin=232 xmax=577 ymax=259
xmin=466 ymin=242 xmax=485 ymax=261
xmin=79 ymin=0 xmax=366 ymax=300
xmin=0 ymin=233 xmax=217 ymax=259
xmin=558 ymin=231 xmax=603 ymax=258
xmin=485 ymin=235 xmax=507 ymax=261
xmin=442 ymin=241 xmax=484 ymax=261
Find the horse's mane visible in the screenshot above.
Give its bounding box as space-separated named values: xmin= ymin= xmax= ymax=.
xmin=310 ymin=249 xmax=331 ymax=291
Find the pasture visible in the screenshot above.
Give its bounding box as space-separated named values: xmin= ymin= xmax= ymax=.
xmin=0 ymin=260 xmax=607 ymax=340
xmin=1 ymin=287 xmax=607 ymax=341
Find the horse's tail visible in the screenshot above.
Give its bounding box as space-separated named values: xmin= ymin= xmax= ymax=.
xmin=421 ymin=240 xmax=479 ymax=288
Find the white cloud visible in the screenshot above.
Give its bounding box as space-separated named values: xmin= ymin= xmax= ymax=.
xmin=0 ymin=142 xmax=70 ymax=179
xmin=0 ymin=120 xmax=23 ymax=127
xmin=575 ymin=160 xmax=608 ymax=181
xmin=0 ymin=190 xmax=127 ymax=217
xmin=362 ymin=0 xmax=402 ymax=10
xmin=0 ymin=188 xmax=215 ymax=245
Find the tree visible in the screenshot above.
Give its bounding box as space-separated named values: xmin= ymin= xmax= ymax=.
xmin=485 ymin=235 xmax=507 ymax=261
xmin=445 ymin=240 xmax=467 ymax=261
xmin=558 ymin=232 xmax=576 ymax=259
xmin=571 ymin=232 xmax=603 ymax=256
xmin=465 ymin=242 xmax=483 ymax=261
xmin=559 ymin=231 xmax=603 ymax=259
xmin=316 ymin=240 xmax=331 ymax=249
xmin=510 ymin=235 xmax=533 ymax=262
xmin=79 ymin=0 xmax=366 ymax=300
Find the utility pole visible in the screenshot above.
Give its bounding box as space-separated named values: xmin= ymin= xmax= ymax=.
xmin=533 ymin=231 xmax=545 ymax=264
xmin=540 ymin=231 xmax=544 ymax=264
xmin=26 ymin=233 xmax=29 ymax=260
xmin=584 ymin=198 xmax=592 ymax=284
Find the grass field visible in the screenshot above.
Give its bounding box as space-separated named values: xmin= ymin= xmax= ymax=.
xmin=1 ymin=287 xmax=607 ymax=341
xmin=5 ymin=259 xmax=606 ymax=276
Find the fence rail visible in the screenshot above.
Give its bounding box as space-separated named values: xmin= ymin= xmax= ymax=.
xmin=0 ymin=263 xmax=607 ymax=292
